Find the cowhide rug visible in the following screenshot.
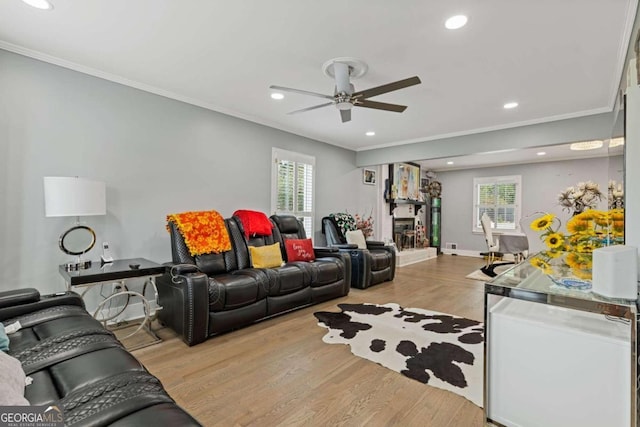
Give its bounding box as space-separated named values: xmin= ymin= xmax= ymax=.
xmin=313 ymin=303 xmax=484 ymax=407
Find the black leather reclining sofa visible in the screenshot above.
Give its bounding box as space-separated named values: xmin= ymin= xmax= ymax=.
xmin=0 ymin=288 xmax=200 ymax=426
xmin=157 ymin=214 xmax=351 ymax=346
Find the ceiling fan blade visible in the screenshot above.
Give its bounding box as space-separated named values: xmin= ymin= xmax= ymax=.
xmin=356 ymin=100 xmax=407 ymax=113
xmin=287 ymin=102 xmax=334 ymax=115
xmin=333 ymin=62 xmax=352 ymax=95
xmin=340 ymin=109 xmax=351 ymax=123
xmin=351 ymin=76 xmax=421 ymax=100
xmin=270 ymin=85 xmax=334 ymax=101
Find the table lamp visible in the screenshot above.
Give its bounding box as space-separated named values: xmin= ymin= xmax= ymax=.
xmin=44 ymin=177 xmax=106 ymax=271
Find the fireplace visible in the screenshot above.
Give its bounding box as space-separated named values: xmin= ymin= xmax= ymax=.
xmin=393 ymin=217 xmax=415 ymax=250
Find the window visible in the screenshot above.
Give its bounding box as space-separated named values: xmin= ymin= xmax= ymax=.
xmin=271 ymin=148 xmax=315 ymax=237
xmin=473 ymin=175 xmax=521 ymax=233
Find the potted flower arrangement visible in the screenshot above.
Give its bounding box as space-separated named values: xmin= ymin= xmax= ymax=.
xmin=557 ymin=181 xmax=603 ymax=216
xmin=529 ymin=208 xmax=624 ymax=289
xmin=354 ymin=212 xmax=374 ymax=239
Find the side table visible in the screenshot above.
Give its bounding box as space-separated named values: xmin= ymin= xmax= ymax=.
xmin=59 ymin=258 xmax=166 ymax=350
xmin=484 ymin=260 xmax=637 ymax=427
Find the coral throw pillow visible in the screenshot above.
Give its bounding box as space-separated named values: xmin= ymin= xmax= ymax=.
xmin=249 ymin=243 xmax=284 ymax=268
xmin=345 ymin=229 xmax=367 ymax=249
xmin=285 ymin=239 xmax=315 ymax=262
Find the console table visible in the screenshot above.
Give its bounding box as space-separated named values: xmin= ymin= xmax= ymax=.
xmin=59 ymin=258 xmax=165 ymax=350
xmin=484 ymin=261 xmax=637 ymax=427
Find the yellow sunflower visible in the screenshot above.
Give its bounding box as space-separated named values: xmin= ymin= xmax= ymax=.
xmin=530 ymin=257 xmax=551 ymax=274
xmin=531 ymin=214 xmax=555 ymax=231
xmin=566 ymin=217 xmax=590 ymax=234
xmin=544 ymin=233 xmax=564 ymax=249
xmin=575 ymin=210 xmax=597 ymax=221
xmin=610 ymin=209 xmax=624 ymax=221
xmin=594 ymin=211 xmax=610 ymax=227
xmin=566 ymin=252 xmax=592 ymax=269
xmin=541 ymin=250 xmax=564 ymax=259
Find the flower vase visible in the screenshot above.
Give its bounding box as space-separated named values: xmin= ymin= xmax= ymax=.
xmin=544 ymin=252 xmax=592 ymax=290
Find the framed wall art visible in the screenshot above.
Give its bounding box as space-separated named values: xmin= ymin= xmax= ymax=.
xmin=363 ymin=168 xmax=376 ymax=185
xmin=389 ymin=162 xmax=420 ymax=200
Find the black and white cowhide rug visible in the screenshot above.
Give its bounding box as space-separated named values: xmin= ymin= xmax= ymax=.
xmin=313 ymin=303 xmax=484 ymax=407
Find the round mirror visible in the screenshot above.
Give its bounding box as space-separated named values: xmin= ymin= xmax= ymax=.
xmin=59 ymin=225 xmax=96 ymax=256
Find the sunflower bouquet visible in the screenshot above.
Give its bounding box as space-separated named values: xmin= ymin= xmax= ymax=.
xmin=529 ymin=209 xmax=625 ymax=282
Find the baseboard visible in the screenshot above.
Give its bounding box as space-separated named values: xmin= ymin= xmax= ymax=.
xmin=441 ymin=249 xmax=482 ymax=258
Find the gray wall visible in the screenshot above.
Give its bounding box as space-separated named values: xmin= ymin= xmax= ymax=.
xmin=437 ymin=156 xmax=624 ymax=254
xmin=0 ymin=49 xmax=375 ymax=295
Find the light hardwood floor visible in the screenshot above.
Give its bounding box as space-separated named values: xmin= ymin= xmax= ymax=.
xmin=134 ymin=255 xmax=488 ymax=427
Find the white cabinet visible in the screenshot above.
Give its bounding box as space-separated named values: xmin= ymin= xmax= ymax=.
xmin=488 ymin=298 xmax=631 ymax=427
xmin=484 ymin=263 xmax=637 ymax=427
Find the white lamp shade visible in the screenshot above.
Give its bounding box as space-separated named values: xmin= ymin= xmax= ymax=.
xmin=44 ymin=177 xmax=106 ymax=217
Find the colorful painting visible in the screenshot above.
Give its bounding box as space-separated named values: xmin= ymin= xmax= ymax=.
xmin=391 ymin=162 xmax=420 ymax=200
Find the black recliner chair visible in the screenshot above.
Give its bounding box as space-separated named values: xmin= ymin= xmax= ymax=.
xmin=321 ymin=215 xmax=395 ymax=289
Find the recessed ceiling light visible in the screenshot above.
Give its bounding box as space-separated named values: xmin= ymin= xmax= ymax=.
xmin=445 ymin=15 xmax=468 ymax=30
xmin=537 ymin=152 xmax=546 ymax=156
xmin=21 ymin=0 xmax=53 ymax=10
xmin=270 ymin=93 xmax=284 ymax=100
xmin=609 ymin=137 xmax=625 ymax=148
xmin=447 ymin=161 xmax=454 ymax=165
xmin=365 ymin=131 xmax=375 ymax=136
xmin=570 ymin=140 xmax=603 ymax=151
xmin=503 ymin=102 xmax=519 ymax=109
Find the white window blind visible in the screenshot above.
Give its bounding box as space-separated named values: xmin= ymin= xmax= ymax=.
xmin=473 ymin=175 xmax=521 ymax=233
xmin=271 ymin=148 xmax=315 ymax=237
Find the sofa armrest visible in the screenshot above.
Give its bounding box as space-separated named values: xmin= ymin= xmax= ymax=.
xmin=365 ymin=240 xmax=385 ymax=248
xmin=156 ymin=268 xmax=210 ymax=346
xmin=0 ymin=288 xmax=40 ymax=309
xmin=0 ymin=290 xmax=85 ymax=322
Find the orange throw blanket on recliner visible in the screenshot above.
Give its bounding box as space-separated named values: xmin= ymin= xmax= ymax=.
xmin=166 ymin=210 xmax=231 ymax=256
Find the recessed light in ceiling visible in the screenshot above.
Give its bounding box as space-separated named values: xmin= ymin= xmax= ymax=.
xmin=447 ymin=161 xmax=454 ymax=165
xmin=365 ymin=131 xmax=376 ymax=136
xmin=21 ymin=0 xmax=53 ymax=10
xmin=270 ymin=93 xmax=284 ymax=100
xmin=503 ymin=102 xmax=519 ymax=109
xmin=537 ymin=152 xmax=546 ymax=156
xmin=570 ymin=140 xmax=603 ymax=151
xmin=609 ymin=137 xmax=625 ymax=148
xmin=445 ymin=15 xmax=468 ymax=30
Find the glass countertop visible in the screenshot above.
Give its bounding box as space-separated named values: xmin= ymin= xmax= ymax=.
xmin=487 ymin=259 xmax=637 ymax=317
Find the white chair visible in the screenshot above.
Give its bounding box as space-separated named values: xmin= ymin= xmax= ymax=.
xmin=519 ymin=211 xmax=551 ymax=256
xmin=480 ymin=213 xmax=507 ymax=275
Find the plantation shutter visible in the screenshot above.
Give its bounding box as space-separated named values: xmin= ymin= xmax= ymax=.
xmin=272 ymin=148 xmax=315 ymax=237
xmin=473 ymin=176 xmax=521 ymax=232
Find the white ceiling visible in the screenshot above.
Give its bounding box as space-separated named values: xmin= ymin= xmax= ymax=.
xmin=0 ymin=0 xmax=636 ymax=152
xmin=419 ymin=138 xmax=625 ymax=172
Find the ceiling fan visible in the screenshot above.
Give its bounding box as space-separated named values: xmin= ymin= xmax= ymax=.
xmin=270 ymin=58 xmax=421 ymax=123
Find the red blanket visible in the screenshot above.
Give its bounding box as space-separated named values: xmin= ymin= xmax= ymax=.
xmin=233 ymin=210 xmax=273 ymax=238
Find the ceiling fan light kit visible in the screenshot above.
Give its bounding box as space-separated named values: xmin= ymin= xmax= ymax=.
xmin=270 ymin=57 xmax=421 ymax=123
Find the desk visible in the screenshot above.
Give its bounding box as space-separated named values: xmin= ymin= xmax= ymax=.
xmin=498 ymin=234 xmax=528 ymax=262
xmin=59 ymin=258 xmax=165 ymax=350
xmin=484 ymin=261 xmax=637 ymax=426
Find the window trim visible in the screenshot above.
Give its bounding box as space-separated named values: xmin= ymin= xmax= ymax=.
xmin=271 ymin=147 xmax=316 ymax=237
xmin=472 ymin=175 xmax=522 ymax=234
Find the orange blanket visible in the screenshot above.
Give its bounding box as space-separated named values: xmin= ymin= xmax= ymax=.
xmin=166 ymin=210 xmax=231 ymax=256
